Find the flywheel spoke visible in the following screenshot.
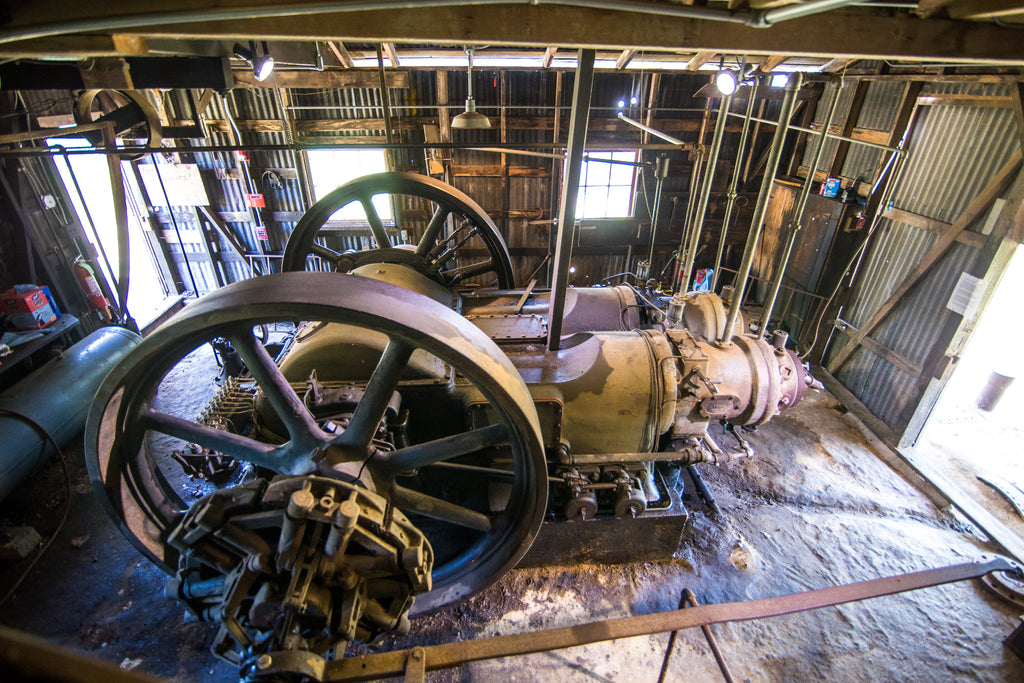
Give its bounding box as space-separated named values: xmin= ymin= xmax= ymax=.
xmin=310 ymin=243 xmax=342 ymax=270
xmin=228 ymin=331 xmax=325 ymax=448
xmin=416 ymin=206 xmax=450 ymax=256
xmin=384 ymin=424 xmax=509 ymax=472
xmin=360 ymin=196 xmax=391 ymax=248
xmin=390 ymin=484 xmax=493 ymax=532
xmin=334 ymin=337 xmax=414 ymax=447
xmin=446 ymin=259 xmax=495 ymax=283
xmin=140 ymin=409 xmax=276 ymax=466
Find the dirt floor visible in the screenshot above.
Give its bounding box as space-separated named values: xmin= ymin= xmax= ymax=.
xmin=1 ymin=385 xmax=1022 ymax=682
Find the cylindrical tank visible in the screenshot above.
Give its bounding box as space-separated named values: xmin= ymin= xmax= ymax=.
xmin=0 ymin=326 xmax=141 ymax=501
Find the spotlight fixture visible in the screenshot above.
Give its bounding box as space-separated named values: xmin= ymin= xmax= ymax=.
xmin=234 ymin=41 xmax=274 ymax=81
xmin=617 ymin=99 xmax=626 ymax=108
xmin=630 ymin=96 xmax=638 ymax=105
xmin=715 ymin=69 xmax=738 ymax=96
xmin=452 ymin=47 xmax=491 ymax=129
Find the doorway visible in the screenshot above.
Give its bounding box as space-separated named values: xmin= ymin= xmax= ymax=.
xmin=50 ymin=139 xmax=173 ymax=327
xmin=918 ymin=243 xmax=1024 ymax=531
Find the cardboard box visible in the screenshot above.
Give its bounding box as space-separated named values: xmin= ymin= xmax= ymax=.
xmin=1 ymin=286 xmax=58 ymax=330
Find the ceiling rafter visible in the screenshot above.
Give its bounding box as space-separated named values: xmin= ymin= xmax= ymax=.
xmin=687 ymin=51 xmax=717 ymax=71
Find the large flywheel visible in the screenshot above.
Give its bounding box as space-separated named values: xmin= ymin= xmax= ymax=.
xmin=85 ymin=273 xmax=546 ymax=669
xmin=281 ymin=172 xmax=516 ymax=289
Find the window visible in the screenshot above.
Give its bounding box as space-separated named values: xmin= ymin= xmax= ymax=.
xmin=306 ymin=149 xmax=391 ymax=220
xmin=576 ymin=151 xmax=638 ymax=218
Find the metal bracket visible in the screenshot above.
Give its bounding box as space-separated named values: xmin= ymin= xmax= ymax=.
xmin=404 ymin=647 xmax=426 ymax=683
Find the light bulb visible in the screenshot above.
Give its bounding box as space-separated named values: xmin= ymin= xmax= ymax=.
xmin=630 ymin=96 xmax=638 ymax=105
xmin=617 ymin=99 xmax=626 ymax=108
xmin=715 ymin=70 xmax=738 ymax=96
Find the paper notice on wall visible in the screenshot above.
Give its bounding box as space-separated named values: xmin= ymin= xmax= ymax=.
xmin=946 ymin=272 xmax=987 ymax=319
xmin=138 ymin=163 xmax=210 ymax=207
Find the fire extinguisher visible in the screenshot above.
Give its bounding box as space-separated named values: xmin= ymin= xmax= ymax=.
xmin=74 ymin=257 xmax=110 ymax=312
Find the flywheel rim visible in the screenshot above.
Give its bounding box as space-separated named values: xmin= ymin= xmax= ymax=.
xmin=85 ymin=272 xmax=546 ymax=614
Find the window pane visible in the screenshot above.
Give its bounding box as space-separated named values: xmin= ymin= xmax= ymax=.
xmin=605 ymin=187 xmax=632 ymax=217
xmin=307 ymin=149 xmax=391 ymax=221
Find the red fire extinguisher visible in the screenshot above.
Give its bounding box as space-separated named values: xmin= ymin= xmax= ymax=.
xmin=74 ymin=257 xmax=110 ymax=311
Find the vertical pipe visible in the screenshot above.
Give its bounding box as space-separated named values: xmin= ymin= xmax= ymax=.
xmin=645 ymin=156 xmax=669 ymax=268
xmin=722 ymin=73 xmax=802 ymax=342
xmin=758 ymin=78 xmax=844 ymax=339
xmin=711 ymin=82 xmax=759 ymax=291
xmin=546 ymin=49 xmax=596 ymax=352
xmin=679 ymin=94 xmax=732 ymax=293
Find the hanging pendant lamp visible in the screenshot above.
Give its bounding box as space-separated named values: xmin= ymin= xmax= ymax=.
xmin=452 ymin=47 xmax=491 ymax=129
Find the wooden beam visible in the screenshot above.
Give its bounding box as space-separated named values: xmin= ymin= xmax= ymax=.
xmin=452 ymin=165 xmax=551 ymax=177
xmin=687 ymin=51 xmax=716 ymax=72
xmin=860 ymin=336 xmax=924 ymax=378
xmin=1011 ymin=81 xmax=1024 ymax=150
xmin=233 ymin=69 xmax=408 ymax=89
xmin=0 ymin=34 xmax=148 ymax=58
xmin=11 ymin=6 xmax=1024 ymax=63
xmin=382 ymin=42 xmax=400 ymax=68
xmin=643 ymin=72 xmax=662 ymax=146
xmin=827 ymin=148 xmax=1024 ymax=374
xmin=948 ymin=0 xmax=1024 ymax=20
xmin=820 ymin=57 xmax=857 ymax=73
xmin=757 ymin=54 xmax=788 ymax=73
xmin=916 ymin=93 xmax=1014 ymax=107
xmin=327 ymin=41 xmax=354 ymax=68
xmin=882 ymin=207 xmax=988 ymax=248
xmin=616 ymin=49 xmax=637 ymax=70
xmin=542 ymin=47 xmax=557 ymax=68
xmin=829 ymin=80 xmax=871 ymax=178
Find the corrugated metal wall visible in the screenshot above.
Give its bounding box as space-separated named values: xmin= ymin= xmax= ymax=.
xmin=826 ymin=83 xmax=1017 ymax=430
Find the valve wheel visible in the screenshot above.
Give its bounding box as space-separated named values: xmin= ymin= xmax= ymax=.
xmin=85 ymin=272 xmax=546 ymax=614
xmin=282 ymin=172 xmax=515 ymax=289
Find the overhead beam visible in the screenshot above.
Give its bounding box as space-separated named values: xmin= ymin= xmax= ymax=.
xmin=687 ymin=51 xmax=717 ymax=71
xmin=233 ymin=69 xmax=408 ymax=88
xmin=326 ymin=40 xmax=354 ymax=68
xmin=615 ymin=48 xmax=637 ymax=70
xmin=44 ymin=6 xmax=1024 ymax=64
xmin=757 ymin=54 xmax=788 ymax=73
xmin=382 ymin=41 xmax=400 ymax=67
xmin=948 ymin=0 xmax=1024 ymax=20
xmin=542 ymin=46 xmax=557 ymax=68
xmin=820 ymin=57 xmax=858 ymax=73
xmin=0 ymin=34 xmax=147 ymax=58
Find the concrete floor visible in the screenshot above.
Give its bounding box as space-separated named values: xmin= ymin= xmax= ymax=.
xmin=1 ymin=387 xmax=1022 ymax=682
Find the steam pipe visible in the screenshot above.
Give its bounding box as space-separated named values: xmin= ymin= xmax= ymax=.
xmin=679 ymin=94 xmax=731 ymax=293
xmin=758 ymin=78 xmax=844 ymax=339
xmin=722 ymin=73 xmax=802 ymax=342
xmin=0 ymin=0 xmax=862 ymax=45
xmin=711 ymin=82 xmax=759 ymax=292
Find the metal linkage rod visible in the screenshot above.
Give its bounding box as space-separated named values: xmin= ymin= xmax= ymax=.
xmin=722 ymin=73 xmax=802 ymax=342
xmin=617 ymin=113 xmax=688 ymax=147
xmin=711 ymin=82 xmax=759 ymax=292
xmin=724 ymin=111 xmax=902 ymax=153
xmin=679 ymin=94 xmax=731 ymax=293
xmin=546 ymin=49 xmax=596 ymax=351
xmin=759 ymin=78 xmax=844 ymax=339
xmin=325 ymin=556 xmax=1017 ymax=681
